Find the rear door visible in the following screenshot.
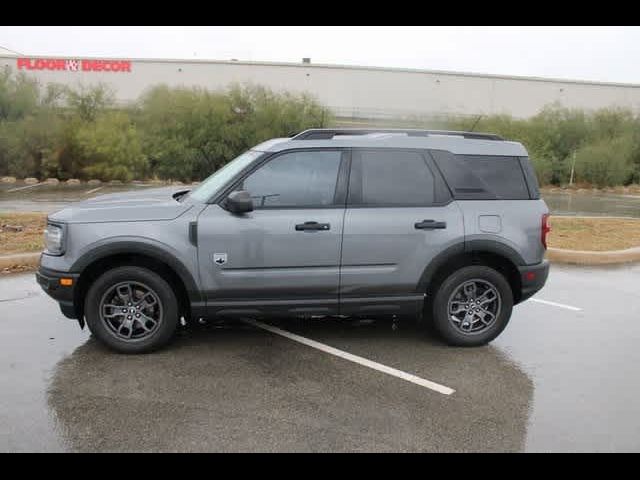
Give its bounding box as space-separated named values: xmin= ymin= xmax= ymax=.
xmin=339 ymin=148 xmax=464 ymax=315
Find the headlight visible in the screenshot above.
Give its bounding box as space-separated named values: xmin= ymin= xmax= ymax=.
xmin=44 ymin=223 xmax=65 ymax=255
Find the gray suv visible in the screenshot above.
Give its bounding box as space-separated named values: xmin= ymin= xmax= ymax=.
xmin=37 ymin=129 xmax=550 ymax=353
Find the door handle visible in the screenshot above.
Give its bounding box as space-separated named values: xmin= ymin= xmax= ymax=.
xmin=295 ymin=221 xmax=330 ymax=231
xmin=415 ymin=219 xmax=447 ymax=230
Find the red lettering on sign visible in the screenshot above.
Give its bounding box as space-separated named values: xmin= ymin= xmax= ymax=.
xmin=17 ymin=57 xmax=132 ymax=73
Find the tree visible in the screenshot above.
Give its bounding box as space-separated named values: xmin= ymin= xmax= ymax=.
xmin=65 ymin=84 xmax=114 ymax=122
xmin=0 ymin=66 xmax=39 ymax=121
xmin=75 ymin=112 xmax=147 ymax=181
xmin=2 ymin=109 xmax=64 ymax=178
xmin=137 ymin=84 xmax=332 ymax=181
xmin=574 ymin=135 xmax=635 ymax=187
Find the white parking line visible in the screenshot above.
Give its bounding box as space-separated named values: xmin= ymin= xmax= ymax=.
xmin=7 ymin=183 xmax=44 ymax=192
xmin=243 ymin=318 xmax=455 ymax=396
xmin=529 ymin=298 xmax=582 ymax=312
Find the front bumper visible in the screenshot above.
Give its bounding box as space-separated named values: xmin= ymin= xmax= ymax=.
xmin=518 ymin=260 xmax=550 ymax=303
xmin=36 ymin=266 xmax=80 ymax=319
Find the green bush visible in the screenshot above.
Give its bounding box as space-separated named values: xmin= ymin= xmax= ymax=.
xmin=138 ymin=84 xmax=331 ymax=181
xmin=0 ymin=67 xmax=39 ymax=121
xmin=75 ymin=112 xmax=147 ymax=182
xmin=137 ymin=85 xmax=236 ymax=181
xmin=574 ymin=136 xmax=635 ymax=187
xmin=0 ymin=67 xmax=332 ymax=182
xmin=3 ymin=109 xmax=64 ymax=178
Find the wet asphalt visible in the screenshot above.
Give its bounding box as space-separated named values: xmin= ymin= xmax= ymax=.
xmin=1 ymin=263 xmax=639 ymax=452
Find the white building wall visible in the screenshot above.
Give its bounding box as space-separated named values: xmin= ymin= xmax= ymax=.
xmin=3 ymin=55 xmax=640 ymax=119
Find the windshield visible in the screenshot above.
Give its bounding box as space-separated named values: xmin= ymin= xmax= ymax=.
xmin=187 ymin=150 xmax=263 ymax=203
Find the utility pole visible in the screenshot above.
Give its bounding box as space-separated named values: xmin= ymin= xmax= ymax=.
xmin=569 ymin=150 xmax=576 ymax=186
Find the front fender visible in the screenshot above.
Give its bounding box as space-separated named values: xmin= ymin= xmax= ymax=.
xmin=70 ymin=236 xmax=201 ymax=303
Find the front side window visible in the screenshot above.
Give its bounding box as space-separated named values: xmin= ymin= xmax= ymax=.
xmin=241 ymin=150 xmax=343 ymax=208
xmin=349 ymin=149 xmax=435 ymax=206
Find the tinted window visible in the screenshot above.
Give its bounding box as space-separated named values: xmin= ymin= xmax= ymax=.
xmin=242 ymin=150 xmax=342 ymax=207
xmin=459 ymin=155 xmax=529 ymax=199
xmin=519 ymin=157 xmax=540 ymax=199
xmin=350 ymin=150 xmax=435 ymax=205
xmin=429 ymin=149 xmax=495 ymax=200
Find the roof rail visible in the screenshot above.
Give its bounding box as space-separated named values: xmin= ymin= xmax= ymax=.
xmin=291 ymin=128 xmax=504 ymax=141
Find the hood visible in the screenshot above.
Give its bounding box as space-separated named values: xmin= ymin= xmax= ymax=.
xmin=48 ymin=187 xmax=194 ymax=224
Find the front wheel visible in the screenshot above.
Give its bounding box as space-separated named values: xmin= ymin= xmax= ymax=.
xmin=431 ymin=266 xmax=513 ymax=347
xmin=84 ymin=266 xmax=179 ymax=353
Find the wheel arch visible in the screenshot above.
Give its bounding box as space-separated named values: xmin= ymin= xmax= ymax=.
xmin=71 ymin=241 xmax=202 ymax=320
xmin=417 ymin=241 xmax=524 ymax=304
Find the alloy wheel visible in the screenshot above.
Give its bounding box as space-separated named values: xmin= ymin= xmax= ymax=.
xmin=99 ymin=281 xmax=164 ymax=341
xmin=447 ymin=279 xmax=502 ymax=334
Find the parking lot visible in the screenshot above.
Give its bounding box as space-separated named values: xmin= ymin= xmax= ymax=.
xmin=1 ymin=262 xmax=639 ymax=452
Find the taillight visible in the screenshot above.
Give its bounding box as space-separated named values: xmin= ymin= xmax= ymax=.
xmin=541 ymin=214 xmax=551 ymax=249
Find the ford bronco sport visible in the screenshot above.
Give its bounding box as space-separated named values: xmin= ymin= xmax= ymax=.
xmin=37 ymin=128 xmax=550 ymax=353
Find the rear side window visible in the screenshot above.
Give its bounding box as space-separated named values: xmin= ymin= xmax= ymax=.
xmin=459 ymin=155 xmax=530 ymax=200
xmin=429 ymin=150 xmax=532 ymax=200
xmin=519 ymin=157 xmax=541 ymax=199
xmin=348 ymin=149 xmax=435 ymax=206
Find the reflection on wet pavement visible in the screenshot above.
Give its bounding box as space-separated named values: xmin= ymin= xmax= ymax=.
xmin=46 ymin=321 xmax=532 ymax=452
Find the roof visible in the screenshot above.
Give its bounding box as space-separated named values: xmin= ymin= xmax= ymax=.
xmin=254 ymin=130 xmax=529 ymax=157
xmin=0 ymin=47 xmax=20 ymax=56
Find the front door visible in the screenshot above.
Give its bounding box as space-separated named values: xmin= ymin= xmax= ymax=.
xmin=197 ymin=149 xmax=348 ymax=316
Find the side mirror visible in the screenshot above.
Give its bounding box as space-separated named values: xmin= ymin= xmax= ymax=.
xmin=224 ymin=190 xmax=254 ymax=215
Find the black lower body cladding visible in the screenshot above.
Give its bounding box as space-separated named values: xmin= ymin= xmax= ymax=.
xmin=36 ymin=267 xmax=79 ymax=319
xmin=518 ymin=260 xmax=550 ymax=303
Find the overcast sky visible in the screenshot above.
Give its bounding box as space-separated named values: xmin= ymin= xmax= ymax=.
xmin=1 ymin=26 xmax=639 ymax=84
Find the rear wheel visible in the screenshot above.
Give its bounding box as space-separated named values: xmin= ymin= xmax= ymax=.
xmin=430 ymin=265 xmax=513 ymax=347
xmin=84 ymin=266 xmax=179 ymax=353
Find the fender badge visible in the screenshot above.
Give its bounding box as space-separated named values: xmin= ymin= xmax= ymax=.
xmin=213 ymin=253 xmax=227 ymax=265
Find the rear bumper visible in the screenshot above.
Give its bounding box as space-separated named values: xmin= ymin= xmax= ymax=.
xmin=36 ymin=267 xmax=79 ymax=319
xmin=517 ymin=260 xmax=550 ymax=303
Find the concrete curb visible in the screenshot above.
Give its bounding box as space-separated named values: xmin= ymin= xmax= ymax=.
xmin=547 ymin=216 xmax=640 ymax=265
xmin=0 ymin=252 xmax=40 ymax=270
xmin=547 ymin=246 xmax=640 ymax=265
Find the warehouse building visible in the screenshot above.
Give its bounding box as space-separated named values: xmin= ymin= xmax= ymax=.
xmin=2 ymin=54 xmax=640 ymax=121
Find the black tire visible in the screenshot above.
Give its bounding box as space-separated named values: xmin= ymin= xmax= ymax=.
xmin=431 ymin=265 xmax=513 ymax=347
xmin=84 ymin=266 xmax=179 ymax=354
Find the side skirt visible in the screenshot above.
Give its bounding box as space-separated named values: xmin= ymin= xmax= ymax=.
xmin=200 ymin=294 xmax=425 ymax=319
